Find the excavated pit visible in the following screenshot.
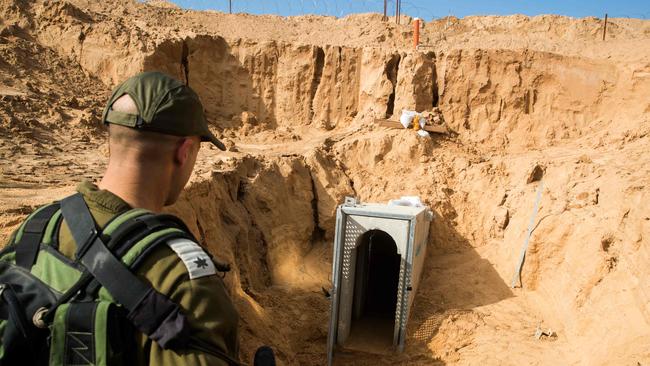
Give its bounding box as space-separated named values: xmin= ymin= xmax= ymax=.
xmin=130 ymin=32 xmax=650 ymax=365
xmin=1 ymin=1 xmax=649 ymax=365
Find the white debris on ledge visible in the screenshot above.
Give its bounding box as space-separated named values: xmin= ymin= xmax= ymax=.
xmin=399 ymin=110 xmax=431 ymax=138
xmin=388 ymin=196 xmax=424 ymax=207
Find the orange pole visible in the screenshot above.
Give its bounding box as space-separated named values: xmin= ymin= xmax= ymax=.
xmin=413 ymin=18 xmax=420 ymax=49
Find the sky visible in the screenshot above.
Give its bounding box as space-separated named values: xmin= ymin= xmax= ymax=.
xmin=168 ymin=0 xmax=650 ymax=20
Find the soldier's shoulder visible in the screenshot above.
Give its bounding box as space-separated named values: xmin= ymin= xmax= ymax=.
xmin=135 ymin=238 xmax=217 ymax=281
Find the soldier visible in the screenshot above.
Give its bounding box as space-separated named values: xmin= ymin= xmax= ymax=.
xmin=1 ymin=72 xmax=243 ymax=365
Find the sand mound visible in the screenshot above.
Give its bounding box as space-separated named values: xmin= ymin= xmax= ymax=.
xmin=1 ymin=0 xmax=649 ymax=364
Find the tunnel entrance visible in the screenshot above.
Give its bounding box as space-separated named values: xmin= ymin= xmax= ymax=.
xmin=328 ymin=200 xmax=432 ymax=363
xmin=345 ymin=230 xmax=401 ymax=350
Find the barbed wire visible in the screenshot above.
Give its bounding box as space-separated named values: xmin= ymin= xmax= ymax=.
xmin=169 ymin=1 xmax=650 ymax=21
xmin=608 ymin=12 xmax=649 ymax=19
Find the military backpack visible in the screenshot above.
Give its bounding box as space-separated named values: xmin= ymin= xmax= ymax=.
xmin=0 ymin=193 xmax=238 ymax=366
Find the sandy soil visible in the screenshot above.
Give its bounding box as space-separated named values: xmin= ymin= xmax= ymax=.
xmin=1 ymin=0 xmax=649 ymax=365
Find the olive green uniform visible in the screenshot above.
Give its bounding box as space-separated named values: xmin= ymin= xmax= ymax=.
xmin=51 ymin=181 xmax=240 ymax=365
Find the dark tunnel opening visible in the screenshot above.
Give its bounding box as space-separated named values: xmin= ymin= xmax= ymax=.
xmin=347 ymin=230 xmax=401 ymax=348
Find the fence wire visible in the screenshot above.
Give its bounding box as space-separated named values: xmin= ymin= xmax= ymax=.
xmin=168 ymin=0 xmax=443 ymax=20
xmin=165 ymin=1 xmax=649 ymax=21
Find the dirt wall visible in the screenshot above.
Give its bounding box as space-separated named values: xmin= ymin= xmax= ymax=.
xmin=28 ymin=1 xmax=650 ymax=154
xmin=436 ymin=48 xmax=650 ymax=149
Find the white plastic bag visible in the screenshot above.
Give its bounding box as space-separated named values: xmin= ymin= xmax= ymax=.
xmin=400 ymin=110 xmax=418 ymax=128
xmin=400 ymin=110 xmax=429 ymax=137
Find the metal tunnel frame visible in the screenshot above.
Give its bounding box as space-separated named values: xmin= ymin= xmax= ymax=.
xmin=327 ymin=199 xmax=432 ymax=365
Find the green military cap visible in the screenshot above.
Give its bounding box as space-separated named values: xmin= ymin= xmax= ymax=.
xmin=102 ymin=71 xmax=226 ymax=151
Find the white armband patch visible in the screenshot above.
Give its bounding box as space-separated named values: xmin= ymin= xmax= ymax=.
xmin=166 ymin=238 xmax=217 ymax=279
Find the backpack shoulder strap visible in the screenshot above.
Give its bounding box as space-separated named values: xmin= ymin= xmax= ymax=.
xmin=112 ymin=214 xmax=191 ymax=257
xmin=109 ymin=212 xmax=231 ymax=276
xmin=14 ymin=202 xmax=60 ymax=270
xmin=118 ymin=214 xmax=195 ymax=266
xmin=80 ymin=212 xmax=189 ymax=298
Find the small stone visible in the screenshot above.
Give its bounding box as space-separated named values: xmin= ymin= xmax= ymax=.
xmin=241 ymin=111 xmax=258 ymax=126
xmin=0 ymin=24 xmax=20 ymax=37
xmin=576 ymin=154 xmax=592 ymax=164
xmin=526 ymin=164 xmax=545 ymax=183
xmin=67 ymin=96 xmax=80 ymax=108
xmin=600 ymin=235 xmax=614 ymax=252
xmin=493 ymin=207 xmax=509 ymax=230
xmin=498 ymin=191 xmax=508 ymax=206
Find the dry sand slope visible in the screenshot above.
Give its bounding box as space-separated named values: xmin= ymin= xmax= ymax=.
xmin=1 ymin=0 xmax=649 ymax=364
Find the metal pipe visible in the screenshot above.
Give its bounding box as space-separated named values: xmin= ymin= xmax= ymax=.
xmin=397 ymin=0 xmax=402 ymax=24
xmin=413 ymin=17 xmax=420 ymax=49
xmin=395 ymin=0 xmax=400 ymax=24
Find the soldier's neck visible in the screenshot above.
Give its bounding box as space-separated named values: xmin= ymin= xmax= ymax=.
xmin=98 ymin=162 xmax=170 ymax=213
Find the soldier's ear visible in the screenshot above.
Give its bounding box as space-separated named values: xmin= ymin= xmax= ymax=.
xmin=174 ymin=137 xmax=195 ymax=166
